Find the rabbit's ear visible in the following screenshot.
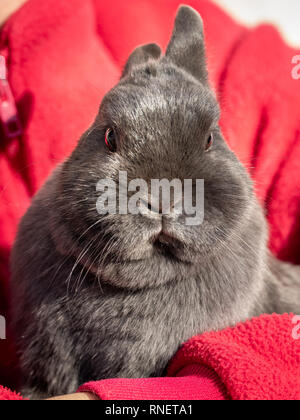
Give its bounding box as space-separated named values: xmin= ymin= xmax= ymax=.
xmin=122 ymin=43 xmax=162 ymax=77
xmin=165 ymin=6 xmax=207 ymax=82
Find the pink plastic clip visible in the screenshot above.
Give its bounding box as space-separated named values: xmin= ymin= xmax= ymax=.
xmin=0 ymin=55 xmax=22 ymax=139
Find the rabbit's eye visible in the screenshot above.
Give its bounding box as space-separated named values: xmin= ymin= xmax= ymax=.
xmin=205 ymin=133 xmax=214 ymax=151
xmin=105 ymin=128 xmax=117 ymax=152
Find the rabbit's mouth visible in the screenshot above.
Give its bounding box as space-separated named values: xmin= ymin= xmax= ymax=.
xmin=152 ymin=232 xmax=184 ymax=262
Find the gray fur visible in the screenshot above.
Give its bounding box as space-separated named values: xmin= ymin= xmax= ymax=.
xmin=9 ymin=6 xmax=300 ymax=399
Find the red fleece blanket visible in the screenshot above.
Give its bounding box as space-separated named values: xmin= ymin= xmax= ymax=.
xmin=0 ymin=0 xmax=300 ymax=399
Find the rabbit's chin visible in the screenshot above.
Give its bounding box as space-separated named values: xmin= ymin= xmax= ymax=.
xmin=97 ymin=252 xmax=194 ymax=290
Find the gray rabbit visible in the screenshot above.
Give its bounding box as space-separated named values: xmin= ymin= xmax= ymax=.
xmin=10 ymin=6 xmax=300 ymax=399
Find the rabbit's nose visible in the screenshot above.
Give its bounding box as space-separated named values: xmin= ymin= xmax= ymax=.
xmin=139 ymin=194 xmax=181 ymax=215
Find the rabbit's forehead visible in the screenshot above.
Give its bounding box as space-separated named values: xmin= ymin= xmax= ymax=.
xmin=101 ymin=80 xmax=219 ymax=135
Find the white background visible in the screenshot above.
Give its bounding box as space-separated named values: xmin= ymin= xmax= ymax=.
xmin=212 ymin=0 xmax=300 ymax=46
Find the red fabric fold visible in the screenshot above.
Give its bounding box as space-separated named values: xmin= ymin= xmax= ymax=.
xmin=78 ymin=364 xmax=228 ymax=400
